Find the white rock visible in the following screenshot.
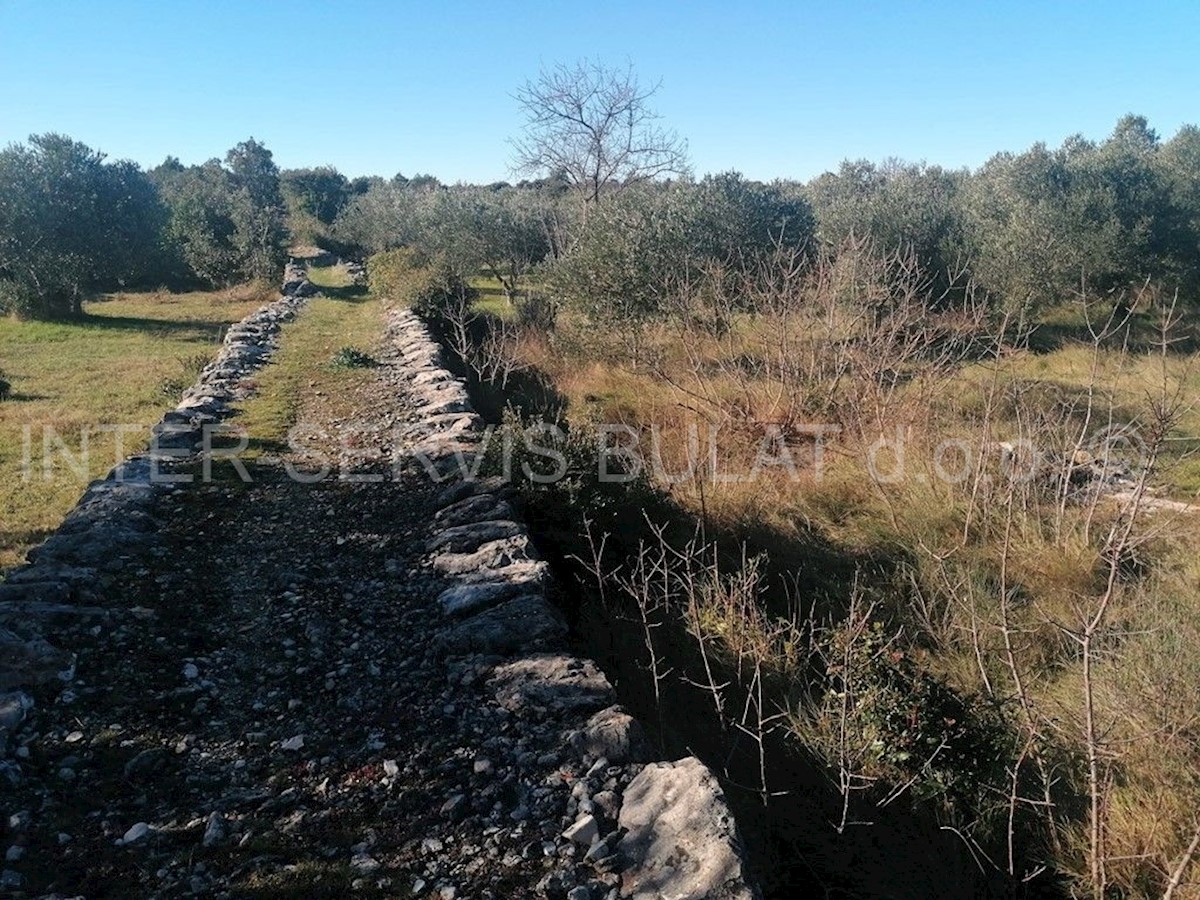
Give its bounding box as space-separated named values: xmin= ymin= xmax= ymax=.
xmin=562 ymin=813 xmax=599 ymax=847
xmin=280 ymin=735 xmax=304 ymax=751
xmin=618 ymin=757 xmax=758 ymax=900
xmin=120 ymin=822 xmax=151 ymax=845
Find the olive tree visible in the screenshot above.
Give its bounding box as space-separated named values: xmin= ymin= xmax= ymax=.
xmin=551 ymin=173 xmax=813 ymax=322
xmin=0 ymin=134 xmax=164 ymax=318
xmin=416 ymin=188 xmax=550 ymax=300
xmin=225 ymin=139 xmax=287 ymax=281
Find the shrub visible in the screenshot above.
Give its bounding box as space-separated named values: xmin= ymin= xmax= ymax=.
xmin=514 ymin=291 xmax=559 ymax=332
xmin=331 ymin=346 xmax=377 ymax=369
xmin=367 ymin=247 xmax=475 ymax=315
xmin=799 ymin=616 xmax=1011 ymax=811
xmin=159 ymin=354 xmax=211 ymax=397
xmin=0 ymin=370 xmax=10 ymax=402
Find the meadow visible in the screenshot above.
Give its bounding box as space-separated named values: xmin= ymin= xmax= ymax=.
xmin=0 ymin=284 xmax=271 ymax=571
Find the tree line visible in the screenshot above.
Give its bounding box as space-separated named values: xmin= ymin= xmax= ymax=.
xmin=0 ymin=135 xmax=381 ymax=319
xmin=339 ymin=112 xmax=1200 ymax=328
xmin=2 ymin=76 xmax=1197 ymax=325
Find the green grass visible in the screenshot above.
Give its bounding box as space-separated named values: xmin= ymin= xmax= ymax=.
xmin=232 ymin=266 xmax=383 ymax=460
xmin=468 ymin=272 xmax=515 ymax=318
xmin=0 ymin=284 xmax=272 ymax=572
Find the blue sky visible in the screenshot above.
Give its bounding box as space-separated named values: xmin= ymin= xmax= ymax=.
xmin=1 ymin=0 xmax=1197 ymax=182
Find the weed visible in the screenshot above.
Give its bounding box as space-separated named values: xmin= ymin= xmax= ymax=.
xmin=330 ymin=347 xmax=377 ymax=369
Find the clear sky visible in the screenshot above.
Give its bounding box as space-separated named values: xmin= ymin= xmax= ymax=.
xmin=1 ymin=0 xmax=1197 ymax=183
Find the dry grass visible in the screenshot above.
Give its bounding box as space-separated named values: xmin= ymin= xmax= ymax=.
xmin=488 ymin=263 xmax=1200 ymax=894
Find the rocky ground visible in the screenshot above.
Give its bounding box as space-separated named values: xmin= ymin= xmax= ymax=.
xmin=0 ymin=284 xmax=755 ymax=899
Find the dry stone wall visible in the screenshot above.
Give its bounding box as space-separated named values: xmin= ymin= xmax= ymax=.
xmin=387 ymin=306 xmax=761 ymax=900
xmin=0 ymin=264 xmax=314 ymax=771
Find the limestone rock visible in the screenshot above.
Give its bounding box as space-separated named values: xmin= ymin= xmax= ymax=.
xmin=441 ymin=595 xmax=567 ymax=656
xmin=568 ymin=706 xmax=654 ymax=765
xmin=431 ymin=535 xmax=533 ymax=576
xmin=426 ymin=520 xmax=523 ymax=554
xmin=617 ymin=757 xmax=758 ymax=900
xmin=0 ymin=628 xmax=75 ymax=690
xmin=488 ymin=654 xmax=614 ymax=716
xmin=437 ymin=580 xmax=529 ymax=617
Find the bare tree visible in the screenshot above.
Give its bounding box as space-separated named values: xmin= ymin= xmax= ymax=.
xmin=511 ymin=60 xmax=689 ymax=208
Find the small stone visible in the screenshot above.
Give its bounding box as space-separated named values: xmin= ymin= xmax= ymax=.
xmin=0 ymin=693 xmax=31 ymax=732
xmin=64 ymin=730 xmax=84 ymax=743
xmin=280 ymin=734 xmax=304 ymax=751
xmin=567 ymin=887 xmax=591 ymax=900
xmin=5 ymin=846 xmax=23 ymax=863
xmin=382 ymin=759 xmax=399 ymax=777
xmin=120 ymin=822 xmax=150 ymax=845
xmin=58 ymin=766 xmax=76 ymax=780
xmin=202 ymin=812 xmax=227 ymax=848
xmin=124 ymin=747 xmax=167 ymax=779
xmin=1 ymin=870 xmax=21 ymax=889
xmin=562 ymin=814 xmax=599 ymax=847
xmin=473 ymin=758 xmax=493 ymax=775
xmin=183 ymin=663 xmax=199 ymax=679
xmin=350 ymin=854 xmax=380 ymax=873
xmin=441 ymin=794 xmax=466 ymax=819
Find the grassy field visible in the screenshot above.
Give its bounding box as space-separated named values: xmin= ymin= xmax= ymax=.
xmin=468 ymin=273 xmax=514 ymax=318
xmin=0 ymin=284 xmax=272 ymax=572
xmin=452 ymin=277 xmax=1200 ymax=894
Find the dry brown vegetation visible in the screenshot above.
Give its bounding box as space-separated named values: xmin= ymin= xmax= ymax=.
xmin=433 ymin=240 xmax=1200 ymax=897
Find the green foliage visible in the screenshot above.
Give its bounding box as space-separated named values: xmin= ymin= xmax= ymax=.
xmin=330 ymin=346 xmax=377 ymax=369
xmin=149 ymin=139 xmax=286 ymax=288
xmin=336 ymin=182 xmax=554 ymax=292
xmin=514 ymin=292 xmax=559 ymax=332
xmin=281 ymin=166 xmax=352 ymax=246
xmin=334 ymin=182 xmax=424 ymax=256
xmin=804 ymin=159 xmax=964 ymax=281
xmin=420 ymin=188 xmax=552 ymax=294
xmin=151 ymin=158 xmax=240 ymax=285
xmin=367 ymin=247 xmax=476 ymax=315
xmin=225 ymin=139 xmax=287 ymax=281
xmin=0 ymin=134 xmax=166 ymax=318
xmin=281 ymin=166 xmax=351 ymax=225
xmin=812 ymin=620 xmax=1011 ymax=809
xmin=957 ymin=117 xmax=1196 ymax=310
xmin=550 ymin=173 xmax=813 ymax=321
xmin=478 ymin=408 xmax=657 ymax=537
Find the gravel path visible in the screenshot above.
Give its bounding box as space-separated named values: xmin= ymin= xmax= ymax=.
xmin=2 ymin=274 xmax=760 ymax=900
xmin=2 ymin=316 xmax=642 ymax=900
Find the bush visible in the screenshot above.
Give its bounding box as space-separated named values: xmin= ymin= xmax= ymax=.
xmin=550 ymin=174 xmax=813 ymax=323
xmin=0 ymin=370 xmax=10 ymax=402
xmin=514 ymin=292 xmax=559 ymax=332
xmin=331 ymin=347 xmax=377 ymax=369
xmin=367 ymin=247 xmax=475 ymax=315
xmin=801 ymin=617 xmax=1011 ymax=810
